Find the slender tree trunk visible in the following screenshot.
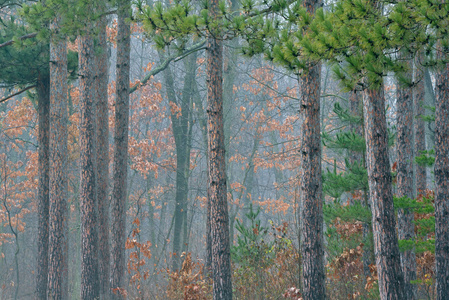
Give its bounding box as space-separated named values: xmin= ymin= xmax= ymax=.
xmin=110 ymin=1 xmax=130 ymax=297
xmin=79 ymin=30 xmax=100 ymax=299
xmin=299 ymin=63 xmax=325 ymax=299
xmin=47 ymin=22 xmax=68 ymax=300
xmin=396 ymin=59 xmax=416 ymax=299
xmin=95 ymin=14 xmax=110 ymax=300
xmin=299 ymin=1 xmax=325 ymax=298
xmin=414 ymin=60 xmax=426 ymax=195
xmin=363 ymin=86 xmax=405 ymax=300
xmin=207 ymin=0 xmax=232 ymax=297
xmin=36 ymin=75 xmax=50 ymax=300
xmin=160 ymin=54 xmax=194 ymax=270
xmin=434 ymin=53 xmax=449 ymax=300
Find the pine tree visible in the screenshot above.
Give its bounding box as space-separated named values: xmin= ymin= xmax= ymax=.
xmin=434 ymin=36 xmax=449 ymax=300
xmin=94 ymin=12 xmax=110 ymax=300
xmin=0 ymin=19 xmax=51 ymax=299
xmin=110 ymin=0 xmax=131 ymax=297
xmin=396 ymin=52 xmax=417 ymax=299
xmin=79 ymin=21 xmax=100 ymax=300
xmin=206 ymin=0 xmax=233 ymax=297
xmin=47 ymin=18 xmax=69 ymax=300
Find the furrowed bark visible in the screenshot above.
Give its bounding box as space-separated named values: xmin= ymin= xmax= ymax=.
xmin=36 ymin=75 xmax=50 ymax=300
xmin=110 ymin=1 xmax=131 ymax=297
xmin=435 ymin=51 xmax=449 ymax=300
xmin=299 ymin=0 xmax=325 ymax=298
xmin=79 ymin=31 xmax=100 ymax=299
xmin=47 ymin=21 xmax=68 ymax=300
xmin=207 ymin=0 xmax=232 ymax=297
xmin=95 ymin=14 xmax=110 ymax=300
xmin=396 ymin=58 xmax=416 ymax=299
xmin=363 ymin=86 xmax=405 ymax=300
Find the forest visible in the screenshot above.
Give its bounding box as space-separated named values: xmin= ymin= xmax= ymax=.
xmin=0 ymin=0 xmax=448 ymax=299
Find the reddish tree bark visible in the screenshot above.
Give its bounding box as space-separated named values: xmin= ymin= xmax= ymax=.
xmin=396 ymin=59 xmax=416 ymax=299
xmin=363 ymin=86 xmax=406 ymax=300
xmin=79 ymin=31 xmax=100 ymax=299
xmin=299 ymin=63 xmax=325 ymax=300
xmin=435 ymin=54 xmax=449 ymax=300
xmin=299 ymin=0 xmax=325 ymax=298
xmin=95 ymin=14 xmax=110 ymax=299
xmin=36 ymin=75 xmax=50 ymax=300
xmin=47 ymin=22 xmax=68 ymax=300
xmin=110 ymin=1 xmax=130 ymax=297
xmin=207 ymin=0 xmax=232 ymax=298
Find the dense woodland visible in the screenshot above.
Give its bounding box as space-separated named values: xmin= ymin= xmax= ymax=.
xmin=0 ymin=0 xmax=448 ymax=299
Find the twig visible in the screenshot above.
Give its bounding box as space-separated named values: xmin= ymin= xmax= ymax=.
xmin=0 ymin=32 xmax=37 ymax=49
xmin=0 ymin=85 xmax=36 ymax=104
xmin=129 ymin=40 xmax=206 ymax=94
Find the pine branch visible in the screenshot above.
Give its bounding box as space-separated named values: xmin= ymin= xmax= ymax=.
xmin=0 ymin=85 xmax=37 ymax=103
xmin=0 ymin=32 xmax=37 ymax=49
xmin=129 ymin=40 xmax=206 ymax=94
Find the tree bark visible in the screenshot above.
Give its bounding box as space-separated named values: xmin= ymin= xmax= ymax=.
xmin=110 ymin=1 xmax=130 ymax=297
xmin=36 ymin=75 xmax=50 ymax=300
xmin=363 ymin=86 xmax=405 ymax=300
xmin=95 ymin=14 xmax=110 ymax=300
xmin=47 ymin=22 xmax=68 ymax=300
xmin=299 ymin=64 xmax=325 ymax=300
xmin=396 ymin=59 xmax=416 ymax=299
xmin=79 ymin=31 xmax=100 ymax=299
xmin=414 ymin=60 xmax=426 ymax=195
xmin=434 ymin=53 xmax=449 ymax=300
xmin=299 ymin=0 xmax=325 ymax=298
xmin=207 ymin=0 xmax=232 ymax=297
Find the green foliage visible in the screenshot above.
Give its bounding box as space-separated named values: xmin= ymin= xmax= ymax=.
xmin=231 ymin=204 xmax=274 ymax=268
xmin=231 ymin=206 xmax=299 ymax=298
xmin=323 ymin=160 xmax=369 ymax=199
xmin=394 ymin=193 xmax=435 ymax=253
xmin=21 ymin=0 xmax=110 ymax=41
xmin=0 ymin=20 xmax=49 ymax=87
xmin=0 ymin=19 xmax=78 ymax=91
xmin=416 ymin=149 xmax=435 ymax=167
xmin=324 ymin=200 xmax=371 ymax=225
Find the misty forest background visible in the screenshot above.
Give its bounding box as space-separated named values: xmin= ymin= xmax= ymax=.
xmin=0 ymin=0 xmax=447 ymax=299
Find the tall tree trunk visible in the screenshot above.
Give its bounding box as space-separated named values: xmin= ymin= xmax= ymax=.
xmin=79 ymin=30 xmax=100 ymax=299
xmin=363 ymin=86 xmax=405 ymax=300
xmin=159 ymin=53 xmax=194 ymax=270
xmin=36 ymin=75 xmax=50 ymax=300
xmin=95 ymin=14 xmax=110 ymax=300
xmin=434 ymin=53 xmax=449 ymax=300
xmin=110 ymin=1 xmax=130 ymax=297
xmin=299 ymin=63 xmax=325 ymax=299
xmin=299 ymin=0 xmax=325 ymax=298
xmin=414 ymin=60 xmax=426 ymax=195
xmin=396 ymin=59 xmax=416 ymax=299
xmin=47 ymin=22 xmax=68 ymax=300
xmin=207 ymin=0 xmax=232 ymax=297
